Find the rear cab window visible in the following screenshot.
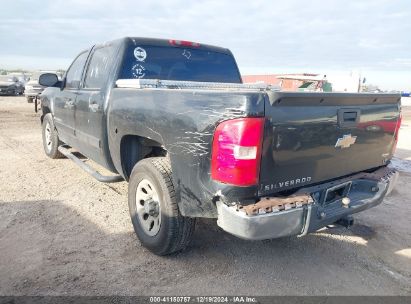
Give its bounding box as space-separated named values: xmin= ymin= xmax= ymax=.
xmin=118 ymin=43 xmax=242 ymax=83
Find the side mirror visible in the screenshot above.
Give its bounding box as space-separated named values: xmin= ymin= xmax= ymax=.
xmin=39 ymin=73 xmax=59 ymax=87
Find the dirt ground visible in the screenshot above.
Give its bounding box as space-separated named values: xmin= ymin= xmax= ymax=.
xmin=0 ymin=96 xmax=410 ymax=296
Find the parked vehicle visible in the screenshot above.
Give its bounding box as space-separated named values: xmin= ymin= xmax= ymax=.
xmin=0 ymin=75 xmax=24 ymax=96
xmin=25 ymin=71 xmax=63 ymax=103
xmin=39 ymin=37 xmax=401 ymax=255
xmin=8 ymin=72 xmax=29 ymax=94
xmin=8 ymin=72 xmax=29 ymax=84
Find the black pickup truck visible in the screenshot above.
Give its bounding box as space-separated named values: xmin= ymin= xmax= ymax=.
xmin=39 ymin=37 xmax=401 ymax=255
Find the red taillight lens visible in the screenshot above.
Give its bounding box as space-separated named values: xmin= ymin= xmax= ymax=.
xmin=169 ymin=39 xmax=200 ymax=47
xmin=392 ymin=112 xmax=402 ymax=154
xmin=211 ymin=118 xmax=265 ymax=186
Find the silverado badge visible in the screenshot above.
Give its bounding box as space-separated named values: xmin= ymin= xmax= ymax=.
xmin=335 ymin=134 xmax=357 ymax=149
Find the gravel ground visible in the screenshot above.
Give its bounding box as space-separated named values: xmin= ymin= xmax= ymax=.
xmin=0 ymin=96 xmax=410 ymax=296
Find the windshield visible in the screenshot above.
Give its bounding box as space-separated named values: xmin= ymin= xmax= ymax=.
xmin=0 ymin=76 xmax=15 ymax=82
xmin=119 ymin=45 xmax=241 ymax=83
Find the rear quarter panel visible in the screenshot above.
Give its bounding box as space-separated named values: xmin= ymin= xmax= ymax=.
xmin=107 ymin=88 xmax=265 ymax=217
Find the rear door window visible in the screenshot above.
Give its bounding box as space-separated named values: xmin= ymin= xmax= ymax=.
xmin=118 ymin=45 xmax=241 ymax=83
xmin=84 ymin=45 xmax=116 ymax=89
xmin=65 ymin=52 xmax=88 ymax=89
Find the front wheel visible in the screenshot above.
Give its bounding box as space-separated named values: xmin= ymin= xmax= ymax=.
xmin=42 ymin=113 xmax=64 ymax=159
xmin=128 ymin=157 xmax=196 ymax=255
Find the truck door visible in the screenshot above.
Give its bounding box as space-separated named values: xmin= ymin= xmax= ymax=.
xmin=53 ymin=51 xmax=89 ymax=145
xmin=74 ymin=44 xmax=116 ymax=166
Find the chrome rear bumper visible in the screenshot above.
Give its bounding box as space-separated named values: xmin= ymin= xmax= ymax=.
xmin=216 ymin=168 xmax=398 ymax=240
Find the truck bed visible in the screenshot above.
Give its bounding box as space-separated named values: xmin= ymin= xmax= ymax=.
xmin=114 ymin=80 xmax=401 ymax=197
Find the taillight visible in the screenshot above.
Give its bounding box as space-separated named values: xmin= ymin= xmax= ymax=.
xmin=211 ymin=118 xmax=265 ymax=186
xmin=169 ymin=39 xmax=200 ymax=47
xmin=392 ymin=112 xmax=402 ymax=154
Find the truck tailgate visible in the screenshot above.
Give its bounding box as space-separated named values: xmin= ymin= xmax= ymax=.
xmin=259 ymin=92 xmax=401 ymax=195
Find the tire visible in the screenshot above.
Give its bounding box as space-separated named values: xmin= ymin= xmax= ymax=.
xmin=42 ymin=113 xmax=64 ymax=159
xmin=128 ymin=157 xmax=195 ymax=255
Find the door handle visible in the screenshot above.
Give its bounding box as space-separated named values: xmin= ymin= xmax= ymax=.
xmin=89 ymin=101 xmax=100 ymax=112
xmin=338 ymin=108 xmax=360 ymax=128
xmin=64 ymin=98 xmax=75 ymax=109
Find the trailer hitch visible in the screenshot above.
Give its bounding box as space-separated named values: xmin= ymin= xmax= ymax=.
xmin=334 ymin=215 xmax=355 ymax=228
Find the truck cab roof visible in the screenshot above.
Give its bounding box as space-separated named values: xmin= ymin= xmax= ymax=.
xmin=91 ymin=37 xmax=233 ymax=55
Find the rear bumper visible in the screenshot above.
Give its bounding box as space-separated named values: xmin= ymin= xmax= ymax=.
xmin=216 ymin=167 xmax=398 ymax=240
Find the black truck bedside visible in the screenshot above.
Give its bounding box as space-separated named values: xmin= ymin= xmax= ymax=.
xmin=38 ymin=37 xmax=401 ymax=255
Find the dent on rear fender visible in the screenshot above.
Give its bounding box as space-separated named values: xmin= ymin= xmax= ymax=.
xmin=168 ymin=131 xmax=211 ymax=159
xmin=169 ymin=100 xmax=266 ymax=217
xmin=167 ymin=110 xmax=242 ymax=157
xmin=166 ymin=107 xmax=247 ymax=218
xmin=166 ymin=104 xmax=260 ymax=160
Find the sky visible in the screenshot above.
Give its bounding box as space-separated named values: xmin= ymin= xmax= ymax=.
xmin=0 ymin=0 xmax=410 ymax=90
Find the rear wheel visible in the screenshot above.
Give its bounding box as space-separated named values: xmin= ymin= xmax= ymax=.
xmin=42 ymin=113 xmax=64 ymax=159
xmin=128 ymin=157 xmax=195 ymax=255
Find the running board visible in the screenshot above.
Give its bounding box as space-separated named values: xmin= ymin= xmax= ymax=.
xmin=58 ymin=146 xmax=124 ymax=183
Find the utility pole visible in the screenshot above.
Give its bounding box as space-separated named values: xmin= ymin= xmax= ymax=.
xmin=357 ymin=71 xmax=362 ymax=93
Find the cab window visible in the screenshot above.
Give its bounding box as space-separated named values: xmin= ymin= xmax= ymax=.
xmin=65 ymin=52 xmax=88 ymax=89
xmin=84 ymin=45 xmax=116 ymax=89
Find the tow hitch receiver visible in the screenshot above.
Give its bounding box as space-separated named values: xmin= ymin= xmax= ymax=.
xmin=241 ymin=194 xmax=313 ymax=216
xmin=335 ymin=215 xmax=354 ymax=228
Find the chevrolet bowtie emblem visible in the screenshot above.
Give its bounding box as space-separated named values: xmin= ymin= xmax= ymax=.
xmin=335 ymin=134 xmax=357 ymax=149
